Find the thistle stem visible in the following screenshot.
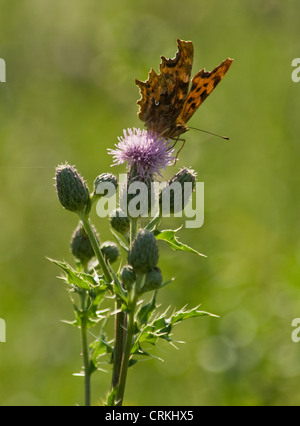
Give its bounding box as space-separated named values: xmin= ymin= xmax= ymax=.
xmin=115 ymin=292 xmax=138 ymax=406
xmin=79 ymin=213 xmax=112 ymax=284
xmin=110 ymin=301 xmax=127 ymax=390
xmin=79 ymin=213 xmax=113 ymax=406
xmin=130 ymin=218 xmax=138 ymax=245
xmin=113 ymin=218 xmax=139 ymax=405
xmin=80 ymin=313 xmax=91 ymax=407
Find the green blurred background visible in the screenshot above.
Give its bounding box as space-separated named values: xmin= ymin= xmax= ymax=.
xmin=1 ymin=0 xmax=300 ymax=406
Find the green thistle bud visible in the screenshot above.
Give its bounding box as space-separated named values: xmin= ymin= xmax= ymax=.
xmin=94 ymin=173 xmax=118 ymax=198
xmin=128 ymin=230 xmax=159 ymax=274
xmin=142 ymin=267 xmax=163 ymax=293
xmin=119 ymin=165 xmax=155 ymax=218
xmin=100 ymin=241 xmax=120 ymax=264
xmin=70 ymin=222 xmax=97 ymax=264
xmin=159 ymin=167 xmax=197 ymax=214
xmin=55 ymin=164 xmax=90 ymax=214
xmin=120 ymin=265 xmax=136 ymax=291
xmin=110 ymin=209 xmax=130 ymax=235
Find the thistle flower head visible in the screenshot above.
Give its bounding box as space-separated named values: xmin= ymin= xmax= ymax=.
xmin=55 ymin=163 xmax=90 ymax=214
xmin=108 ymin=128 xmax=175 ymax=180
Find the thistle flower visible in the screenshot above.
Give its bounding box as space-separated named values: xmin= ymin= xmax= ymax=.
xmin=108 ymin=128 xmax=175 ymax=180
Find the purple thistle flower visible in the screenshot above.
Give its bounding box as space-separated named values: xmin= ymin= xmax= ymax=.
xmin=108 ymin=128 xmax=175 ymax=180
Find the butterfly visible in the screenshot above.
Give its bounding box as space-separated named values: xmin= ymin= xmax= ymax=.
xmin=135 ymin=39 xmax=233 ymax=139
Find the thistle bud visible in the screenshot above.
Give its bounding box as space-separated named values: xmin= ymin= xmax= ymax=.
xmin=70 ymin=222 xmax=97 ymax=264
xmin=55 ymin=164 xmax=90 ymax=214
xmin=110 ymin=209 xmax=130 ymax=235
xmin=119 ymin=165 xmax=155 ymax=219
xmin=142 ymin=267 xmax=163 ymax=293
xmin=159 ymin=167 xmax=197 ymax=215
xmin=120 ymin=265 xmax=136 ymax=291
xmin=100 ymin=241 xmax=120 ymax=264
xmin=128 ymin=229 xmax=159 ymax=274
xmin=94 ymin=173 xmax=118 ymax=199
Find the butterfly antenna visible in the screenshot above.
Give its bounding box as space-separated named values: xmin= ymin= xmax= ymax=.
xmin=189 ymin=127 xmax=230 ymax=140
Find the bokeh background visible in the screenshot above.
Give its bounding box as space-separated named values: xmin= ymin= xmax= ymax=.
xmin=1 ymin=0 xmax=300 ymax=406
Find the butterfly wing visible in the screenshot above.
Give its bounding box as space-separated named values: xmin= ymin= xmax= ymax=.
xmin=177 ymin=58 xmax=233 ymax=127
xmin=136 ymin=39 xmax=194 ymax=137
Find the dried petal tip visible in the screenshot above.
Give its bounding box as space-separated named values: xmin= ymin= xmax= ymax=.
xmin=159 ymin=167 xmax=197 ymax=214
xmin=169 ymin=167 xmax=197 ymax=187
xmin=55 ymin=164 xmax=90 ymax=214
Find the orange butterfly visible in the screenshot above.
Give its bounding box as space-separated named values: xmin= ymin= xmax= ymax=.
xmin=136 ymin=39 xmax=233 ymax=139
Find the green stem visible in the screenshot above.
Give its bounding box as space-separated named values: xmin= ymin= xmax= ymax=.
xmin=111 ymin=218 xmax=139 ymax=405
xmin=79 ymin=212 xmax=114 ymax=404
xmin=130 ymin=218 xmax=138 ymax=246
xmin=81 ymin=314 xmax=91 ymax=407
xmin=79 ymin=213 xmax=112 ymax=284
xmin=115 ymin=293 xmax=137 ymax=406
xmin=110 ymin=218 xmax=138 ymax=398
xmin=110 ymin=300 xmax=127 ymax=390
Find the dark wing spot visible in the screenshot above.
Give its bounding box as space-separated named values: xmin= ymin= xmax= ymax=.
xmin=178 ymin=80 xmax=189 ymax=92
xmin=200 ymin=90 xmax=207 ymax=101
xmin=213 ymin=75 xmax=221 ymax=86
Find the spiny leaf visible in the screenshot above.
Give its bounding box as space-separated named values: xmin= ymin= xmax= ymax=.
xmin=137 ymin=291 xmax=157 ymax=326
xmin=48 ymin=258 xmax=92 ymax=290
xmin=110 ymin=229 xmax=129 ymax=253
xmin=169 ymin=305 xmax=218 ymax=325
xmin=153 ymin=229 xmax=206 ymax=257
xmin=104 ymin=387 xmax=118 ymax=406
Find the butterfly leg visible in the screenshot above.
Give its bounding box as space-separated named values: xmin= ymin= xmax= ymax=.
xmin=172 ymin=138 xmax=186 ymax=164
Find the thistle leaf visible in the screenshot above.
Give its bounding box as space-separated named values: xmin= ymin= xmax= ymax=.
xmin=48 ymin=258 xmax=92 ymax=290
xmin=153 ymin=229 xmax=206 ymax=257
